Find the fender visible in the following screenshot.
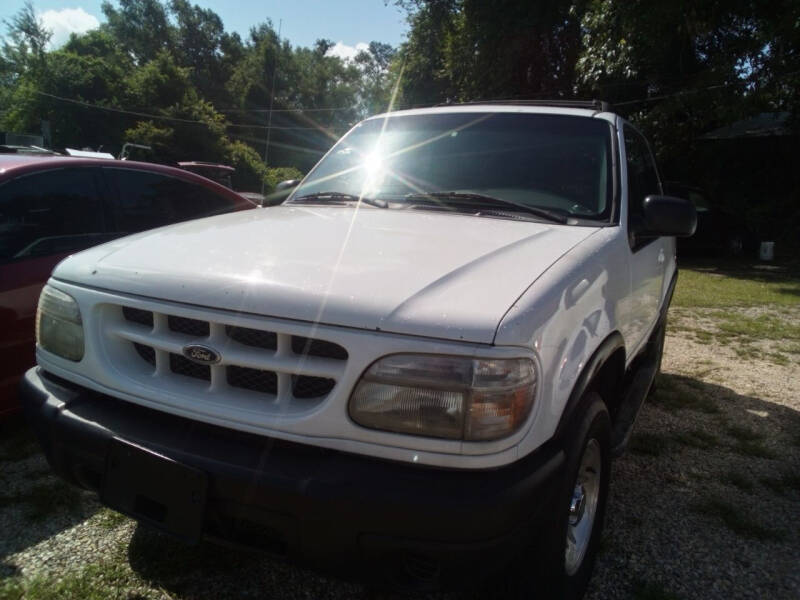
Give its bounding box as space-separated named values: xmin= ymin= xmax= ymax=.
xmin=553 ymin=331 xmax=625 ymax=440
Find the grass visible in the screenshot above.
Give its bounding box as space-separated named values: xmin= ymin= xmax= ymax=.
xmin=726 ymin=425 xmax=764 ymax=442
xmin=0 ymin=428 xmax=39 ymax=463
xmin=717 ymin=313 xmax=800 ymax=342
xmin=673 ymin=429 xmax=720 ymax=450
xmin=731 ymin=440 xmax=777 ymax=459
xmin=0 ymin=562 xmax=160 ymax=600
xmin=95 ymin=508 xmax=131 ymax=530
xmin=628 ymin=432 xmax=672 ymax=457
xmin=723 ymin=470 xmax=755 ymax=492
xmin=724 ymin=425 xmax=777 ymax=458
xmin=759 ymin=472 xmax=800 ymax=497
xmin=691 ymin=497 xmax=784 ymax=541
xmin=0 ymin=480 xmax=84 ymax=521
xmin=672 ymin=266 xmax=800 ymax=308
xmin=649 ymin=376 xmax=720 ymax=414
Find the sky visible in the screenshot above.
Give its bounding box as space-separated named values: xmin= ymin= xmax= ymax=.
xmin=1 ymin=1 xmax=409 ymax=58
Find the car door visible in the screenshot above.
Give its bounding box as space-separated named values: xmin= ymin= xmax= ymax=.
xmin=0 ymin=167 xmax=109 ymax=415
xmin=622 ymin=123 xmax=668 ymax=357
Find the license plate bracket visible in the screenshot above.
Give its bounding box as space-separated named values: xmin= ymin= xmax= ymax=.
xmin=102 ymin=438 xmax=207 ymax=543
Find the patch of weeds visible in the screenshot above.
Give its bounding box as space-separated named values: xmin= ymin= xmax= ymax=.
xmin=673 ymin=429 xmax=720 ymax=450
xmin=733 ymin=345 xmax=761 ymax=361
xmin=732 ymin=440 xmax=777 ymax=460
xmin=723 ymin=470 xmax=755 ymax=492
xmin=718 ymin=314 xmax=800 ymax=342
xmin=629 ymin=432 xmax=671 ymax=457
xmin=0 ymin=429 xmax=39 ymax=463
xmin=96 ymin=508 xmax=130 ymax=530
xmin=128 ymin=526 xmax=256 ymax=583
xmin=726 ymin=426 xmax=777 ymax=458
xmin=5 ymin=561 xmax=159 ymax=600
xmin=672 ymin=268 xmax=800 ymax=308
xmin=650 ymin=384 xmax=719 ymax=414
xmin=27 ymin=481 xmax=82 ymax=521
xmin=631 ymin=579 xmax=682 ymax=600
xmin=759 ymin=473 xmax=800 ymax=497
xmin=783 ymin=343 xmax=800 ymax=355
xmin=0 ymin=480 xmax=84 ymax=521
xmin=693 ymin=330 xmax=714 ymax=345
xmin=0 ymin=576 xmax=25 ymax=600
xmin=692 ymin=497 xmax=784 ymax=541
xmin=766 ymin=352 xmax=789 ymax=366
xmin=727 ymin=425 xmax=764 ymax=442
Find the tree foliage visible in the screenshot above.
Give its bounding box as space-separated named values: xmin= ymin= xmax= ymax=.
xmin=1 ymin=0 xmax=398 ymax=190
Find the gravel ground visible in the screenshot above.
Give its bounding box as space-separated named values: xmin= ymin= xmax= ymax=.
xmin=1 ymin=305 xmax=798 ymax=599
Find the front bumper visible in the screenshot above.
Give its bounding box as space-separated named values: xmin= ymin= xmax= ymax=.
xmin=21 ymin=367 xmax=564 ymax=589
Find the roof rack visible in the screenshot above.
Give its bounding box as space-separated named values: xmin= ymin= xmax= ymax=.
xmin=438 ymin=99 xmax=613 ymax=112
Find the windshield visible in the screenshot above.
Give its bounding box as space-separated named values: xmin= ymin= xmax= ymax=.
xmin=291 ymin=112 xmax=614 ymax=220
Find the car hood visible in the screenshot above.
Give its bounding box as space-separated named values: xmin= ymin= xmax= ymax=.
xmin=54 ymin=206 xmax=599 ymax=344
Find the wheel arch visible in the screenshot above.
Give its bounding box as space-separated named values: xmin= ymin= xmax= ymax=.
xmin=553 ymin=331 xmax=626 ymax=440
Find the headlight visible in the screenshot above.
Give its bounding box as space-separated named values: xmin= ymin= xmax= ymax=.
xmin=349 ymin=354 xmax=536 ymax=441
xmin=35 ymin=285 xmax=84 ymax=361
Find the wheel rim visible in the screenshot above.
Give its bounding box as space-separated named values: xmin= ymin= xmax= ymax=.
xmin=564 ymin=438 xmax=602 ymax=576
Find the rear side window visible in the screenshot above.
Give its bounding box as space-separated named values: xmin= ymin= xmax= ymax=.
xmin=0 ymin=168 xmax=105 ymax=263
xmin=105 ymin=169 xmax=236 ymax=234
xmin=624 ymin=124 xmax=661 ymax=224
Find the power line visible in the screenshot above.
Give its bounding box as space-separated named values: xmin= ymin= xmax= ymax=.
xmin=220 ymin=106 xmax=358 ymax=113
xmin=33 ymin=90 xmax=348 ymax=130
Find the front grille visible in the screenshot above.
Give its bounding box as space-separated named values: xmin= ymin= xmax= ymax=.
xmin=134 ymin=343 xmax=156 ymax=367
xmin=226 ymin=325 xmax=277 ymax=350
xmin=292 ymin=375 xmax=335 ymax=399
xmin=170 ymin=353 xmax=211 ymax=381
xmin=291 ymin=336 xmax=348 ymax=360
xmin=123 ymin=307 xmax=154 ymax=328
xmin=168 ymin=315 xmax=210 ymax=337
xmin=113 ymin=303 xmax=349 ymax=406
xmin=227 ymin=365 xmax=277 ymax=394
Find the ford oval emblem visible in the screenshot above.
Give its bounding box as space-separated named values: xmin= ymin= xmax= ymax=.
xmin=182 ymin=344 xmax=221 ymax=365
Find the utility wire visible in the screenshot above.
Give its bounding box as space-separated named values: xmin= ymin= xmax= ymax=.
xmin=220 ymin=106 xmax=358 ymax=113
xmin=32 ymin=90 xmax=348 ymax=130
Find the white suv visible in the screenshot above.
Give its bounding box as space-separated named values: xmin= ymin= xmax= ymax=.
xmin=22 ymin=101 xmax=695 ymax=599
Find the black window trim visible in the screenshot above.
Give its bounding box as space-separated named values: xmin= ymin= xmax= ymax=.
xmin=621 ymin=120 xmax=663 ymax=252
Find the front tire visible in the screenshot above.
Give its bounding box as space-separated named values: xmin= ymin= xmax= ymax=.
xmin=548 ymin=393 xmax=611 ymax=600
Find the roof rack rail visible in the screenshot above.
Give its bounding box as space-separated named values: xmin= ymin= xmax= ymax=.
xmin=438 ymin=99 xmax=613 ymax=112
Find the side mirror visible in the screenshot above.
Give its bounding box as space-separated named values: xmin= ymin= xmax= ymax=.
xmin=641 ymin=195 xmax=697 ymax=237
xmin=275 ymin=179 xmax=300 ymax=191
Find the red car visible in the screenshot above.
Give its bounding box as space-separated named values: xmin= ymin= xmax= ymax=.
xmin=0 ymin=155 xmax=256 ymax=417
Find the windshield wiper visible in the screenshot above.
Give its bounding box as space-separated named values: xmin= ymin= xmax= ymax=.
xmin=403 ymin=191 xmax=567 ymax=224
xmin=290 ymin=191 xmax=388 ymax=208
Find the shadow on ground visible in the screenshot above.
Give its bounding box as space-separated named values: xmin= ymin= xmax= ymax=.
xmin=0 ymin=416 xmax=100 ymax=578
xmin=121 ymin=372 xmax=800 ymax=600
xmin=681 ymin=257 xmax=800 ymax=285
xmin=586 ymin=372 xmax=800 ymax=600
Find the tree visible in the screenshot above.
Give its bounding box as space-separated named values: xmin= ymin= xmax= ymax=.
xmin=355 ymin=41 xmax=398 ymax=115
xmin=1 ymin=1 xmax=51 ymax=85
xmin=101 ymin=0 xmax=172 ymax=64
xmin=394 ymin=0 xmax=582 ymax=106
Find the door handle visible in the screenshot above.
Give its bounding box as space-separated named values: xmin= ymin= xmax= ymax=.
xmin=658 ymin=248 xmax=665 ymax=264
